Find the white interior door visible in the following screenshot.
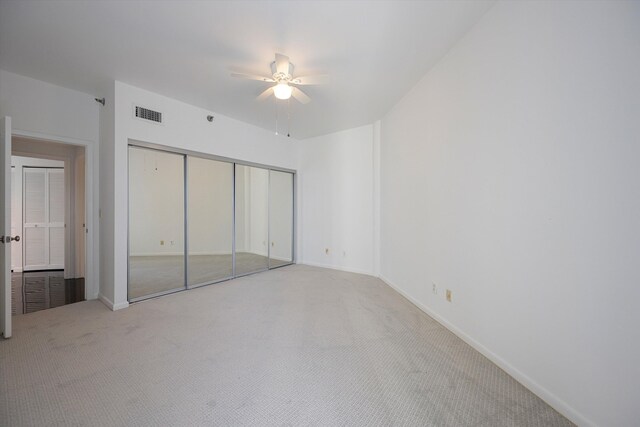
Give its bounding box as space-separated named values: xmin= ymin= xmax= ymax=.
xmin=1 ymin=117 xmax=12 ymax=338
xmin=10 ymin=166 xmax=20 ymax=270
xmin=23 ymin=167 xmax=64 ymax=271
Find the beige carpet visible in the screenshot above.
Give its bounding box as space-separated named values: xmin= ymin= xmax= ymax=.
xmin=0 ymin=265 xmax=572 ymax=426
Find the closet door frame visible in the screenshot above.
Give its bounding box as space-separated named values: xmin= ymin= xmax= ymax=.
xmin=127 ymin=140 xmax=296 ymax=303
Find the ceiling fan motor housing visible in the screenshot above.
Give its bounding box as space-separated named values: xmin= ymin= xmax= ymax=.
xmin=271 ymin=61 xmax=294 ymax=82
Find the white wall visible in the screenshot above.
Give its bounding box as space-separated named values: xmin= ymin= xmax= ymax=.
xmin=128 ymin=147 xmax=185 ymax=256
xmin=100 ymin=81 xmax=299 ymax=308
xmin=248 ymin=166 xmax=269 ymax=257
xmin=0 ymin=70 xmax=98 ymax=143
xmin=269 ymin=170 xmax=294 ymax=261
xmin=298 ymin=124 xmax=375 ymax=275
xmin=98 ymin=81 xmax=115 ymax=304
xmin=188 ymin=157 xmax=233 ymax=256
xmin=379 ymin=1 xmax=640 ymax=426
xmin=0 ymin=69 xmax=100 ymax=298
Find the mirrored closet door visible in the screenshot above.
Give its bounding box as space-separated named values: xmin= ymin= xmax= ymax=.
xmin=234 ymin=164 xmax=269 ymax=276
xmin=187 ymin=157 xmax=233 ymax=287
xmin=128 ymin=147 xmax=186 ymax=300
xmin=128 ymin=143 xmax=295 ymax=302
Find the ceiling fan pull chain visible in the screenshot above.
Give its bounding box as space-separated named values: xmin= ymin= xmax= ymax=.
xmin=274 ymin=94 xmax=279 ymax=135
xmin=287 ymin=97 xmax=291 ymax=138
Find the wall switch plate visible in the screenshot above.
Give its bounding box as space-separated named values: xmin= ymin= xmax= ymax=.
xmin=446 ymin=289 xmax=452 ymax=302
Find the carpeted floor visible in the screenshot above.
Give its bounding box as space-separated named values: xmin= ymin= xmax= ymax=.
xmin=129 ymin=252 xmax=291 ymax=299
xmin=0 ymin=265 xmax=572 ymax=426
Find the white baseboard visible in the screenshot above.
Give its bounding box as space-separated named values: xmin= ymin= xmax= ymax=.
xmin=129 ymin=251 xmax=272 ymax=257
xmin=189 ymin=251 xmax=231 ymax=256
xmin=98 ymin=293 xmax=129 ymax=311
xmin=270 ymin=255 xmax=291 ymax=262
xmin=378 ymin=275 xmax=592 ymax=427
xmin=300 ymin=261 xmax=374 ymax=276
xmin=129 ymin=252 xmax=186 ymax=257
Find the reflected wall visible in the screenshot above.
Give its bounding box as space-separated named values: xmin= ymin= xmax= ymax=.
xmin=234 ymin=165 xmax=269 ymax=276
xmin=187 ymin=157 xmax=233 ymax=287
xmin=128 ymin=147 xmax=185 ymax=300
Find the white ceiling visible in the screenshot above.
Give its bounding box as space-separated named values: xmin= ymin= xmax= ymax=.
xmin=0 ymin=0 xmax=494 ymax=139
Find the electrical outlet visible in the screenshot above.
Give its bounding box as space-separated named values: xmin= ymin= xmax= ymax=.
xmin=170 ymin=240 xmax=175 ymax=246
xmin=446 ymin=289 xmax=452 ymax=302
xmin=160 ymin=240 xmax=165 ymax=246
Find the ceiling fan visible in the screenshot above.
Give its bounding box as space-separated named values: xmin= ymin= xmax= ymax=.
xmin=231 ymin=53 xmax=328 ymax=104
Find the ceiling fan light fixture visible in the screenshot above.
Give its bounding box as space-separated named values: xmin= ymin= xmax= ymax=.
xmin=273 ymin=82 xmax=293 ymax=100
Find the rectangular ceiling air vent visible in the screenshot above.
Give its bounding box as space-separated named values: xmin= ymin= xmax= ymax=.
xmin=134 ymin=105 xmax=163 ymax=124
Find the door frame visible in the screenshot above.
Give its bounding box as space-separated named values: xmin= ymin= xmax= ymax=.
xmin=11 ymin=129 xmax=99 ymax=301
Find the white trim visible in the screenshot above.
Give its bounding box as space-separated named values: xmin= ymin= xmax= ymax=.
xmin=190 ymin=251 xmax=230 ymax=256
xmin=130 ymin=252 xmax=187 ymax=257
xmin=13 ymin=130 xmax=93 ymax=147
xmin=378 ymin=274 xmax=593 ymax=427
xmin=270 ymin=254 xmax=291 ymax=262
xmin=12 ymin=128 xmax=99 ymax=301
xmin=300 ymin=261 xmax=373 ymax=276
xmin=98 ymin=293 xmax=129 ymax=311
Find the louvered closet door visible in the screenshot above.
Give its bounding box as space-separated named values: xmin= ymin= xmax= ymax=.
xmin=47 ymin=169 xmax=65 ymax=268
xmin=23 ymin=168 xmax=64 ymax=271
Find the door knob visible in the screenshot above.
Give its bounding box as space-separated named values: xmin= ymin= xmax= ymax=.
xmin=10 ymin=236 xmax=20 ymax=242
xmin=0 ymin=236 xmax=20 ymax=243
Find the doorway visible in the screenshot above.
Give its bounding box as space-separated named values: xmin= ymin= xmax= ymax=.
xmin=10 ymin=137 xmax=86 ymax=315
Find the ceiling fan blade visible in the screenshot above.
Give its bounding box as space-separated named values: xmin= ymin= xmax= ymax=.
xmin=275 ymin=53 xmax=290 ymax=75
xmin=256 ymin=87 xmax=273 ymax=102
xmin=231 ymin=73 xmax=274 ymax=83
xmin=291 ymin=74 xmax=329 ymax=85
xmin=292 ymin=87 xmax=311 ymax=104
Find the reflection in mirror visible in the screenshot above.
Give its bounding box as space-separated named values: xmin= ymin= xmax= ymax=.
xmin=269 ymin=170 xmax=294 ymax=268
xmin=187 ymin=157 xmax=233 ymax=287
xmin=234 ymin=165 xmax=269 ymax=275
xmin=128 ymin=147 xmax=185 ymax=300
